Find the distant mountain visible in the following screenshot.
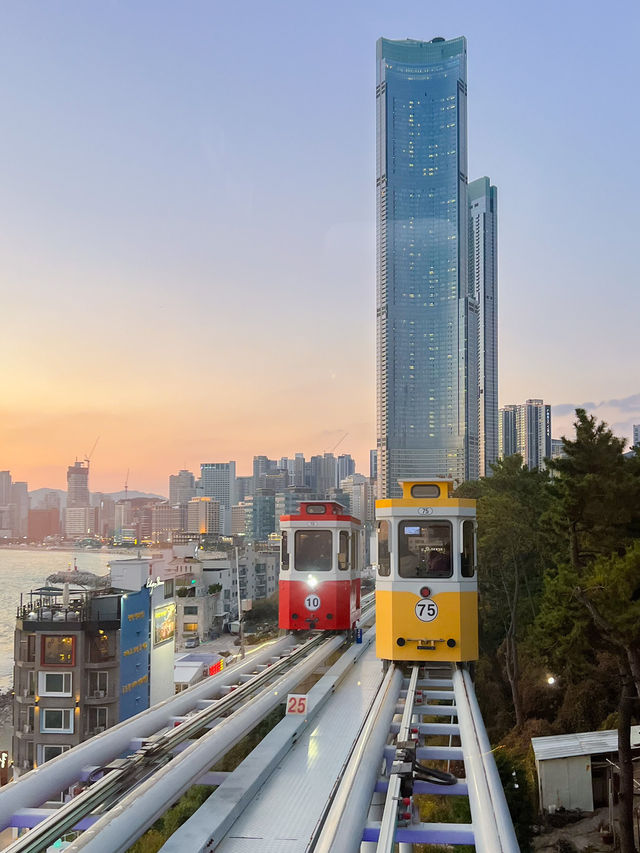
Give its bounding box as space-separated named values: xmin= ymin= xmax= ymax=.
xmin=29 ymin=488 xmax=166 ymax=508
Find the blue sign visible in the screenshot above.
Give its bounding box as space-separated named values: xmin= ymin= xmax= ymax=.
xmin=119 ymin=587 xmax=151 ymax=722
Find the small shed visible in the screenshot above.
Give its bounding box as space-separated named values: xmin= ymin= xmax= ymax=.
xmin=532 ymin=728 xmax=640 ymax=813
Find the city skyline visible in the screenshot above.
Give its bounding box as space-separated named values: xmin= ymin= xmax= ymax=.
xmin=1 ymin=1 xmax=638 ymax=494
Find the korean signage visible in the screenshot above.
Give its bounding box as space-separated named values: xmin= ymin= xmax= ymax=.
xmin=119 ymin=587 xmax=150 ymax=722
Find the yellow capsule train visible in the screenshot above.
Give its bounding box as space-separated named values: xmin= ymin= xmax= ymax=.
xmin=375 ymin=479 xmax=478 ymax=663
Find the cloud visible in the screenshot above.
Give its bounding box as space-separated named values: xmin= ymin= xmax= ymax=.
xmin=551 ymin=392 xmax=640 ymax=443
xmin=552 ymin=392 xmax=640 ymax=417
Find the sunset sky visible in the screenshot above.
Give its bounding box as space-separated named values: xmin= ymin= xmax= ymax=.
xmin=1 ymin=0 xmax=638 ymax=495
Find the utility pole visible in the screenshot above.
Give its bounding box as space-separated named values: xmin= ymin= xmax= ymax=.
xmin=235 ymin=546 xmax=245 ymax=659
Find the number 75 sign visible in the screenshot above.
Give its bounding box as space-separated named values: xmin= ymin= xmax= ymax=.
xmin=286 ymin=693 xmax=308 ymax=715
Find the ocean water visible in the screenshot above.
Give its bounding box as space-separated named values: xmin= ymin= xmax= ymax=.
xmin=0 ymin=549 xmax=114 ymax=691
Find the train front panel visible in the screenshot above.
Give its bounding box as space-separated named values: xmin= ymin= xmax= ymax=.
xmin=278 ymin=501 xmax=362 ymax=632
xmin=374 ymin=480 xmax=478 ymax=663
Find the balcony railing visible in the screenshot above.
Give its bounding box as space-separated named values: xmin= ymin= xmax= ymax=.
xmin=16 ymin=603 xmax=86 ymax=623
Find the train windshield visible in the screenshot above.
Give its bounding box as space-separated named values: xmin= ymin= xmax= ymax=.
xmin=398 ymin=521 xmax=452 ymax=579
xmin=295 ymin=530 xmax=332 ymax=572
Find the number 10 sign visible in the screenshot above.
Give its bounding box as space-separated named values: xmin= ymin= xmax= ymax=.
xmin=286 ymin=693 xmax=308 ymax=715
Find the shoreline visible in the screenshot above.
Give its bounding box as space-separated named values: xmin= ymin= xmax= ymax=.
xmin=0 ymin=546 xmax=164 ymax=556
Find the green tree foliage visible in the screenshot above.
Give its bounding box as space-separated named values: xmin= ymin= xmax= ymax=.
xmin=460 ymin=455 xmax=554 ymax=729
xmin=244 ymin=591 xmax=279 ymax=624
xmin=127 ymin=785 xmax=214 ymax=853
xmin=533 ymin=410 xmax=640 ymax=853
xmin=494 ymin=747 xmax=536 ymax=852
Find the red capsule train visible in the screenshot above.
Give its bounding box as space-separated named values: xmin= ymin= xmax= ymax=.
xmin=278 ymin=501 xmax=362 ymax=631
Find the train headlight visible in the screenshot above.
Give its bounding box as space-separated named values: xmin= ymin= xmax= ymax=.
xmin=307 ymin=574 xmax=318 ymax=589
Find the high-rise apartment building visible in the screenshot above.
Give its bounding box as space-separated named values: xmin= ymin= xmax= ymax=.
xmin=0 ymin=471 xmax=11 ymax=505
xmin=337 ymin=454 xmax=356 ymax=484
xmin=376 ymin=37 xmax=479 ymax=496
xmin=67 ymin=461 xmax=90 ymax=508
xmin=169 ymin=470 xmax=196 ymax=506
xmin=633 ymin=425 xmax=640 ymax=447
xmin=469 ymin=177 xmax=498 ymax=477
xmin=369 ymin=450 xmax=378 ymax=482
xmin=11 ymin=482 xmax=29 ymax=538
xmin=244 ymin=489 xmax=276 ymax=543
xmin=200 ymin=463 xmax=236 ymax=535
xmin=498 ymin=405 xmax=518 ymax=460
xmin=187 ymin=497 xmax=221 ymax=536
xmin=498 ymin=399 xmax=551 ymax=470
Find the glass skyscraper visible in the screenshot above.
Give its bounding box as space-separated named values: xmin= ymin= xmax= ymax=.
xmin=376 ymin=37 xmax=479 ymax=497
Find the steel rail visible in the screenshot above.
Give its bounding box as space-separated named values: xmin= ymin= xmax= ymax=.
xmin=375 ymin=665 xmax=419 ymax=852
xmin=0 ymin=634 xmax=298 ymax=830
xmin=453 ymin=664 xmax=520 ymax=852
xmin=65 ymin=633 xmax=348 ymax=853
xmin=311 ymin=663 xmax=403 ymax=853
xmin=2 ymin=632 xmax=341 ymax=853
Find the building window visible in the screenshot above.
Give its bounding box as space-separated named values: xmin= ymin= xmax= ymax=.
xmin=26 ymin=634 xmax=36 ymax=663
xmin=183 ymin=622 xmax=198 ymax=632
xmin=41 ymin=636 xmax=75 ymax=666
xmin=88 ymin=671 xmax=108 ymax=697
xmin=87 ymin=706 xmax=107 ymax=733
xmin=40 ymin=709 xmax=74 ymax=734
xmin=183 ymin=606 xmax=198 ymax=616
xmin=38 ymin=672 xmax=72 ymax=697
xmin=88 ymin=632 xmax=116 ymax=663
xmin=164 ymin=580 xmax=174 ymax=599
xmin=38 ymin=744 xmax=70 ymax=764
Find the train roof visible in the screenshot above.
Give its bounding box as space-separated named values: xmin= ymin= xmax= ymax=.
xmin=280 ymin=500 xmax=361 ymax=525
xmin=376 ymin=478 xmax=475 ymax=510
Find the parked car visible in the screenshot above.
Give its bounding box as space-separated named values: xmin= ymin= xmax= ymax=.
xmin=185 ymin=637 xmax=200 ymax=649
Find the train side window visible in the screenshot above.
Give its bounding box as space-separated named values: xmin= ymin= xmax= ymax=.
xmin=461 ymin=520 xmax=475 ymax=577
xmin=295 ymin=530 xmax=332 ymax=572
xmin=281 ymin=531 xmax=289 ymax=571
xmin=398 ymin=521 xmax=452 ymax=579
xmin=338 ymin=531 xmax=349 ymax=570
xmin=352 ymin=531 xmax=359 ymax=572
xmin=377 ymin=521 xmax=390 ymax=576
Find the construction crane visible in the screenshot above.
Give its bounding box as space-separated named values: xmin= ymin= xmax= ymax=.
xmin=84 ymin=436 xmax=100 ymax=469
xmin=330 ymin=431 xmax=349 ymax=454
xmin=124 ymin=469 xmax=130 ymax=501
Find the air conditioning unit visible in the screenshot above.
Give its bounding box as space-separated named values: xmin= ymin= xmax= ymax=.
xmin=93 ymin=690 xmax=106 ymax=699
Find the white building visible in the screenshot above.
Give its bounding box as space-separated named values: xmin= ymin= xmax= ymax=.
xmin=64 ymin=506 xmax=98 ymax=539
xmin=499 ymin=399 xmax=551 ymax=471
xmin=187 ymin=497 xmax=221 ymax=536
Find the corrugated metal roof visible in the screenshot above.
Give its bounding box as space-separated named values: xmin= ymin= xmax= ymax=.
xmin=532 ymin=730 xmax=618 ymax=761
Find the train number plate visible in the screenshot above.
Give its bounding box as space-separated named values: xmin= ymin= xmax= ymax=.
xmin=415 ymin=598 xmax=438 ymax=622
xmin=304 ymin=593 xmax=321 ymax=611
